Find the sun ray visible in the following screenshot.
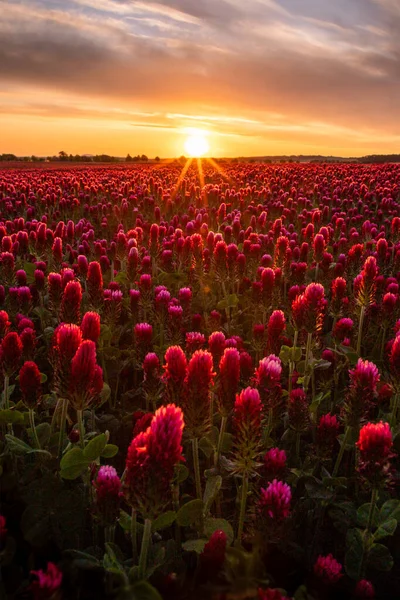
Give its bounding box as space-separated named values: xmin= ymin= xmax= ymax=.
xmin=171 ymin=157 xmax=193 ymax=202
xmin=197 ymin=157 xmax=205 ymax=190
xmin=205 ymin=156 xmax=234 ymax=186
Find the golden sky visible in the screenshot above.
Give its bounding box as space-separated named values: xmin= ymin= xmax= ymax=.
xmin=0 ymin=0 xmax=399 ymax=157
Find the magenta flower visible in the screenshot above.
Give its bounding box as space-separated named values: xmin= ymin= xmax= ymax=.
xmin=258 ymin=480 xmax=291 ymax=521
xmin=314 ymin=553 xmax=343 ymax=584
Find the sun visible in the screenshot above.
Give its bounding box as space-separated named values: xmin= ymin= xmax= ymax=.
xmin=184 ymin=130 xmax=209 ymax=157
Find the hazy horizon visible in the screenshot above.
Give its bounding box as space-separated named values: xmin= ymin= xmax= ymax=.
xmin=1 ymin=0 xmax=399 ymax=157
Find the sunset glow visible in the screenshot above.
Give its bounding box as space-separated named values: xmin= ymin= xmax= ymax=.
xmin=0 ymin=0 xmax=399 ymax=157
xmin=184 ymin=131 xmax=209 ymax=157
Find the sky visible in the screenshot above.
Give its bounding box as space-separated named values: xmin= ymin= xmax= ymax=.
xmin=0 ymin=0 xmax=399 ymax=157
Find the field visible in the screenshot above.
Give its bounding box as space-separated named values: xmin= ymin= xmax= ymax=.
xmin=0 ymin=162 xmax=399 ymax=600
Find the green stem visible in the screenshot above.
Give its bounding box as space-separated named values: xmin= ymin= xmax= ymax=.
xmin=77 ymin=409 xmax=85 ymax=449
xmin=332 ymin=425 xmax=351 ymax=477
xmin=3 ymin=374 xmax=9 ymax=409
xmin=131 ymin=508 xmax=137 ymax=562
xmin=192 ymin=438 xmax=202 ymax=500
xmin=389 ymin=393 xmax=399 ymax=427
xmin=305 ymin=332 xmax=312 ymax=367
xmin=138 ymin=519 xmax=152 ymax=580
xmin=57 ymin=398 xmax=68 ymax=458
xmin=295 ymin=431 xmax=301 ymax=463
xmin=379 ymin=327 xmax=387 ymax=362
xmin=105 ymin=525 xmax=115 ymax=545
xmin=360 ymin=487 xmax=378 ymax=578
xmin=357 ymin=305 xmax=366 ymax=356
xmin=303 ymin=332 xmax=313 ymax=392
xmin=237 ymin=473 xmax=248 ymax=542
xmin=214 ymin=416 xmax=227 ymax=467
xmin=29 ymin=409 xmax=41 ymax=449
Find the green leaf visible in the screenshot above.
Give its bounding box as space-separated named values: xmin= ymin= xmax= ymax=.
xmin=204 ymin=517 xmax=234 ymax=545
xmin=35 ymin=422 xmax=51 ymax=447
xmin=103 ymin=543 xmax=125 ymax=578
xmin=60 ymin=447 xmax=90 ymax=480
xmin=0 ymin=409 xmax=24 ymax=425
xmin=199 ymin=436 xmax=214 ymax=458
xmin=368 ymin=543 xmax=394 ymax=572
xmin=101 ymin=444 xmax=119 ymax=458
xmin=305 ymin=479 xmax=333 ymax=500
xmin=99 ymin=383 xmax=111 ymax=405
xmin=40 ymin=373 xmax=48 ymax=384
xmin=176 ymin=499 xmax=204 ymax=527
xmin=203 ymin=475 xmax=222 ymax=513
xmin=292 ymin=347 xmax=303 ymax=363
xmin=175 ymin=463 xmax=189 ymax=483
xmin=374 ymin=518 xmax=397 ymax=541
xmin=130 ymin=581 xmax=163 ymax=600
xmin=345 ymin=528 xmax=364 ymax=580
xmin=5 ymin=434 xmax=33 ymax=455
xmin=65 ymin=550 xmax=101 ymax=569
xmin=182 ymin=539 xmax=207 ymax=553
xmin=357 ymin=503 xmax=379 ymax=528
xmin=380 ymin=499 xmax=400 ymax=523
xmin=83 ymin=433 xmax=107 ymax=461
xmin=118 ymin=510 xmax=132 ymax=532
xmin=279 ymin=345 xmax=291 ymax=365
xmin=152 ymin=511 xmax=176 ymax=532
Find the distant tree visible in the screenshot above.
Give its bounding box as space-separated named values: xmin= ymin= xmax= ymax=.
xmin=155 ymin=156 xmax=160 ymax=162
xmin=141 ymin=154 xmax=148 ymax=162
xmin=126 ymin=153 xmax=133 ymax=162
xmin=58 ymin=150 xmax=68 ymax=161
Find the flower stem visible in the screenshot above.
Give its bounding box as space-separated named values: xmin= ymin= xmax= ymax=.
xmin=138 ymin=518 xmax=152 ymax=580
xmin=332 ymin=425 xmax=351 ymax=477
xmin=390 ymin=393 xmax=399 ymax=427
xmin=29 ymin=409 xmax=41 ymax=449
xmin=57 ymin=398 xmax=68 ymax=458
xmin=105 ymin=525 xmax=115 ymax=545
xmin=131 ymin=508 xmax=137 ymax=562
xmin=3 ymin=374 xmax=9 ymax=409
xmin=237 ymin=473 xmax=248 ymax=542
xmin=360 ymin=487 xmax=378 ymax=578
xmin=295 ymin=431 xmax=301 ymax=463
xmin=357 ymin=305 xmax=366 ymax=356
xmin=214 ymin=415 xmax=227 ymax=467
xmin=192 ymin=438 xmax=202 ymax=500
xmin=77 ymin=409 xmax=85 ymax=449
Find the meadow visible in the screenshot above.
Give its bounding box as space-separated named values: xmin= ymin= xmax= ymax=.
xmin=0 ymin=161 xmax=399 ymax=600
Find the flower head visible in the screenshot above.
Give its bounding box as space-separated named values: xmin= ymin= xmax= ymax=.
xmin=93 ymin=465 xmax=121 ymax=525
xmin=233 ymin=387 xmax=262 ymax=473
xmin=258 ymin=588 xmax=290 ymax=600
xmin=314 ymin=554 xmax=343 ymax=584
xmin=200 ymin=530 xmax=227 ymax=579
xmin=69 ymin=340 xmax=102 ymax=411
xmin=19 ymin=361 xmax=41 ymax=408
xmin=61 ymin=280 xmax=82 ymax=324
xmin=124 ymin=404 xmax=184 ymax=517
xmin=264 ymin=448 xmax=287 ymax=481
xmin=0 ymin=332 xmax=23 ymax=376
xmin=317 ymin=413 xmax=339 ymax=456
xmin=354 ymin=580 xmax=375 ymax=599
xmin=218 ymin=347 xmax=240 ymax=416
xmin=30 ymin=562 xmax=62 ymax=600
xmin=184 ymin=350 xmax=215 ymax=438
xmin=87 ymin=261 xmax=103 ymax=306
xmin=81 ymin=311 xmax=101 ymax=343
xmin=258 ymin=480 xmax=291 ymax=521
